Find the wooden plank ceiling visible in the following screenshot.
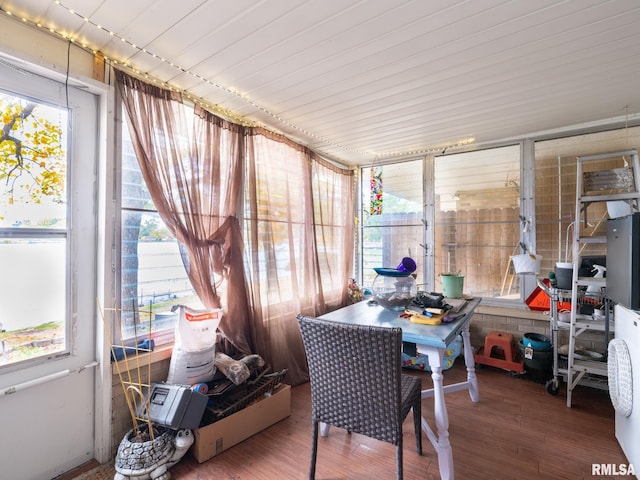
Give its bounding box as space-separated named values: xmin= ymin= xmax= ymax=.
xmin=1 ymin=0 xmax=640 ymax=166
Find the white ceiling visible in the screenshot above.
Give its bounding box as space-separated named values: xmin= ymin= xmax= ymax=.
xmin=2 ymin=0 xmax=640 ymax=166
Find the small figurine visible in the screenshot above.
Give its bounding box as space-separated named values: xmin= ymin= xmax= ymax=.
xmin=347 ymin=278 xmax=363 ymax=303
xmin=114 ymin=426 xmax=194 ymax=480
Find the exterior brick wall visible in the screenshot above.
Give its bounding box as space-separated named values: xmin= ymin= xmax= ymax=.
xmin=469 ymin=312 xmax=608 ymax=358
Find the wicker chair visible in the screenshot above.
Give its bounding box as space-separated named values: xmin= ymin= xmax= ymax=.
xmin=297 ymin=314 xmax=422 ymax=480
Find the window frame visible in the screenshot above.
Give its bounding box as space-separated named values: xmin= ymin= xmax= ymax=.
xmin=0 ymin=87 xmax=71 ymax=370
xmin=358 ymin=159 xmax=426 ymax=290
xmin=358 ymin=140 xmax=537 ymax=307
xmin=115 ymin=100 xmax=205 ymax=348
xmin=0 ymin=58 xmax=99 ymax=375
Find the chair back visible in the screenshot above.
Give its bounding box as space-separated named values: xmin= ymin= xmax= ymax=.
xmin=297 ymin=315 xmax=404 ymax=444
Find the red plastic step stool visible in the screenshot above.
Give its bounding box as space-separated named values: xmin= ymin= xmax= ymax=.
xmin=474 ymin=330 xmax=525 ymax=374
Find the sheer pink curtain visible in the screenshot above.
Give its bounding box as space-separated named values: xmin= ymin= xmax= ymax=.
xmin=245 ymin=127 xmax=355 ymax=385
xmin=116 ymin=71 xmax=355 ymax=384
xmin=116 ymin=70 xmax=253 ymax=355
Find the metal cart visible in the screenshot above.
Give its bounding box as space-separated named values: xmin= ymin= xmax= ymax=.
xmin=536 ymin=279 xmax=563 ymax=395
xmin=537 ymin=279 xmax=612 ymax=398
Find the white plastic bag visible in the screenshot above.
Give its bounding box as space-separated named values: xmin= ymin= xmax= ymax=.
xmin=167 ymin=345 xmax=216 ymax=385
xmin=174 ymin=305 xmax=222 ymax=352
xmin=167 ymin=306 xmax=223 ymax=385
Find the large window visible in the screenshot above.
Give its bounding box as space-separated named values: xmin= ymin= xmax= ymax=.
xmin=360 ymin=160 xmax=425 ymax=289
xmin=359 ymin=146 xmax=524 ymax=302
xmin=0 ymin=91 xmax=69 ymax=367
xmin=119 ymin=117 xmax=203 ymax=343
xmin=434 ymin=145 xmax=522 ymax=299
xmin=534 ymin=126 xmax=640 ymax=277
xmin=243 ymin=130 xmax=353 ymax=312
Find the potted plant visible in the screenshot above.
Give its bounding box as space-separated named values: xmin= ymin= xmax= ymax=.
xmin=440 ymin=271 xmax=464 ymax=298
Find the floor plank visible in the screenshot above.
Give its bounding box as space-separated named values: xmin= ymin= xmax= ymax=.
xmin=165 ymin=361 xmax=632 ymax=479
xmin=65 ymin=360 xmax=633 ymax=479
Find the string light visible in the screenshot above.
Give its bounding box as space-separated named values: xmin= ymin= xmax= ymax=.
xmin=0 ymin=3 xmax=475 ymax=160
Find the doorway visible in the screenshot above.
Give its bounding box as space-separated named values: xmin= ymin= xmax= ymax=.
xmin=0 ymin=56 xmax=100 ymax=479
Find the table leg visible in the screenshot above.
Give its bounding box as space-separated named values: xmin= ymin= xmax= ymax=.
xmin=461 ymin=324 xmax=480 ymax=402
xmin=425 ymin=349 xmax=454 ymax=480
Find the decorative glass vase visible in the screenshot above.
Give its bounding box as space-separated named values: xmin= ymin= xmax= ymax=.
xmin=372 ymin=274 xmax=417 ymax=311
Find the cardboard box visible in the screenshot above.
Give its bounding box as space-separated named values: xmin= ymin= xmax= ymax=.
xmin=191 ymin=384 xmax=291 ymax=463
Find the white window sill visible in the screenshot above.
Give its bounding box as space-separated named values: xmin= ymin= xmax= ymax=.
xmin=476 ymin=304 xmax=550 ymax=322
xmin=110 ymin=343 xmax=173 ymax=375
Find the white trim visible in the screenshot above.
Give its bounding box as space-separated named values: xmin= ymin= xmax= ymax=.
xmin=95 ymin=79 xmax=117 ymax=464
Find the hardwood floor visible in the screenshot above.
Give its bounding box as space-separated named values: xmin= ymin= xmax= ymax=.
xmin=165 ymin=362 xmax=630 ymax=480
xmin=64 ymin=361 xmax=632 ymax=479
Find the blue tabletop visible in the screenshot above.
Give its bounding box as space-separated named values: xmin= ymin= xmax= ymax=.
xmin=319 ymin=297 xmax=481 ymax=349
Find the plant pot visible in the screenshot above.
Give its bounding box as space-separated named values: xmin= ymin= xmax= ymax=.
xmin=523 ymin=332 xmax=551 ymax=350
xmin=114 ymin=426 xmax=193 ymax=479
xmin=511 ymin=254 xmax=542 ymax=274
xmin=555 ymin=262 xmax=573 ymax=290
xmin=441 ymin=274 xmax=464 ymax=298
